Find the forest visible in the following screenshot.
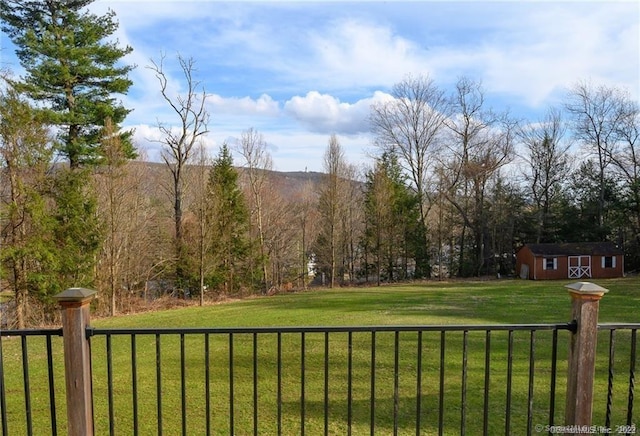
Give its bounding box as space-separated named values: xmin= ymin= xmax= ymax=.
xmin=1 ymin=1 xmax=639 ymax=327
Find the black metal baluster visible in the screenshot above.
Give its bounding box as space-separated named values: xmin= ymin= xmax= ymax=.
xmin=0 ymin=335 xmax=7 ymax=436
xmin=416 ymin=330 xmax=423 ymax=436
xmin=527 ymin=330 xmax=536 ymax=436
xmin=606 ymin=329 xmax=616 ymax=428
xmin=21 ymin=336 xmax=32 ymax=436
xmin=106 ymin=335 xmax=114 ymax=436
xmin=438 ymin=331 xmax=445 ymax=436
xmin=180 ymin=333 xmax=186 ymax=435
xmin=277 ymin=332 xmax=282 ymax=436
xmin=45 ymin=335 xmax=57 ymax=436
xmin=324 ymin=332 xmax=329 ymax=436
xmin=131 ymin=334 xmax=138 ymax=436
xmin=229 ymin=333 xmax=234 ymax=436
xmin=253 ymin=332 xmax=258 ymax=436
xmin=347 ymin=331 xmax=353 ymax=436
xmin=549 ymin=329 xmax=558 ymax=428
xmin=394 ymin=330 xmax=400 ymax=436
xmin=370 ymin=331 xmax=376 ymax=436
xmin=156 ymin=334 xmax=162 ymax=436
xmin=204 ymin=333 xmax=210 ymax=436
xmin=483 ymin=330 xmax=491 ymax=436
xmin=626 ymin=329 xmax=636 ymax=432
xmin=301 ymin=332 xmax=306 ymax=436
xmin=461 ymin=330 xmax=468 ymax=436
xmin=505 ymin=330 xmax=513 ymax=436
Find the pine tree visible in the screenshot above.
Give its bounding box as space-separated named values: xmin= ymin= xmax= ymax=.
xmin=0 ymin=76 xmax=56 ymax=327
xmin=49 ymin=168 xmax=102 ymax=297
xmin=1 ymin=0 xmax=135 ymax=168
xmin=207 ymin=144 xmax=251 ymax=294
xmin=363 ymin=152 xmax=421 ymax=284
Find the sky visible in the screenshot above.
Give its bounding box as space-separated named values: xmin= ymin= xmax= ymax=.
xmin=1 ymin=1 xmax=639 ymax=173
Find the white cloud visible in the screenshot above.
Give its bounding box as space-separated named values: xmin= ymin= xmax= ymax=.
xmin=291 ymin=18 xmax=430 ymax=91
xmin=435 ymin=3 xmax=640 ymax=107
xmin=207 ymin=94 xmax=280 ymax=116
xmin=284 ymin=91 xmax=391 ymax=134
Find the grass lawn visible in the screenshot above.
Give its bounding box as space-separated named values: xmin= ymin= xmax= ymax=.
xmin=1 ymin=278 xmax=639 ymax=435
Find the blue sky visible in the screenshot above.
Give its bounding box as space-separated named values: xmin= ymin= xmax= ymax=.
xmin=1 ymin=1 xmax=639 ymax=172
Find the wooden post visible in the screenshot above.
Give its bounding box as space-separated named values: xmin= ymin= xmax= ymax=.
xmin=54 ymin=288 xmax=96 ymax=436
xmin=564 ymin=281 xmax=608 ymax=433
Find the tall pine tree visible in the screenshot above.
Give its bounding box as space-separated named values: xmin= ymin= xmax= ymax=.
xmin=363 ymin=152 xmax=421 ymax=284
xmin=2 ymin=0 xmax=133 ymax=299
xmin=207 ymin=144 xmax=251 ymax=295
xmin=1 ymin=0 xmax=135 ymax=167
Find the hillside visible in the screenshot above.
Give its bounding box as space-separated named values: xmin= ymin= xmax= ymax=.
xmin=127 ymin=160 xmax=326 ymax=200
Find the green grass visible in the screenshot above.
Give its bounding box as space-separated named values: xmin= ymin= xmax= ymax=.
xmin=1 ymin=278 xmax=639 ymax=435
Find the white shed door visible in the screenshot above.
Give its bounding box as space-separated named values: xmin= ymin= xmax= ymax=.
xmin=568 ymin=255 xmax=591 ymax=279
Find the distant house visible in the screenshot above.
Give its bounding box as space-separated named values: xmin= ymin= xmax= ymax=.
xmin=516 ymin=242 xmax=624 ymax=280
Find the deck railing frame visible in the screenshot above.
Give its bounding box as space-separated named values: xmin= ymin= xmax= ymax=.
xmin=0 ymin=282 xmax=637 ymax=436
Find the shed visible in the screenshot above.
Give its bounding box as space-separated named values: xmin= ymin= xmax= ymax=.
xmin=516 ymin=242 xmax=624 ymax=280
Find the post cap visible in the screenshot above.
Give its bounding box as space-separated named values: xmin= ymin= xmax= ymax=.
xmin=53 ymin=287 xmax=97 ymax=302
xmin=565 ymin=281 xmax=609 ymax=295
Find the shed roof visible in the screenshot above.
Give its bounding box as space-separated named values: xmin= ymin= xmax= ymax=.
xmin=523 ymin=242 xmax=623 ymax=256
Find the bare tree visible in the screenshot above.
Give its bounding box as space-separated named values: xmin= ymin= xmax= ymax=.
xmin=237 ymin=128 xmax=272 ymax=294
xmin=148 ymin=53 xmax=209 ymax=293
xmin=95 ymin=132 xmax=160 ymax=315
xmin=262 ymin=185 xmax=300 ymax=290
xmin=317 ymin=134 xmax=349 ymax=288
xmin=364 ymin=158 xmax=396 ymax=285
xmin=292 ymin=180 xmax=319 ymax=289
xmin=518 ymin=107 xmax=572 ymax=242
xmin=441 ymin=77 xmax=515 ymax=276
xmin=341 ymin=164 xmax=364 ymax=284
xmin=565 ymin=81 xmax=628 ymax=228
xmin=370 ymin=74 xmax=449 ymax=277
xmin=95 ymin=118 xmax=128 ymax=316
xmin=191 ymin=143 xmax=213 ymax=305
xmin=609 ymin=96 xmax=640 ymax=250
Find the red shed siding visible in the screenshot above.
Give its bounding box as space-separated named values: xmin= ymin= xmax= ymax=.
xmin=591 ymin=255 xmax=623 ymax=278
xmin=516 ymin=244 xmax=624 ymax=280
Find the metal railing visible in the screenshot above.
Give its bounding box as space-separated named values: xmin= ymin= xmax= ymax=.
xmin=0 ymin=323 xmax=640 ymax=435
xmin=0 ymin=328 xmax=63 ymax=436
xmin=86 ymin=324 xmax=579 ymax=436
xmin=598 ymin=324 xmax=637 ymax=433
xmin=2 ymin=323 xmax=636 ymax=435
xmin=0 ymin=284 xmax=637 ymax=435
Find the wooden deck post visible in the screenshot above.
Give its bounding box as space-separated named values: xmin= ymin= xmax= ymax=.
xmin=564 ymin=281 xmax=608 ymax=433
xmin=54 ymin=288 xmax=97 ymax=436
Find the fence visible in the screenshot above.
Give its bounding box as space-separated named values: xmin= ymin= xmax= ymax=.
xmin=0 ymin=282 xmax=637 ymax=435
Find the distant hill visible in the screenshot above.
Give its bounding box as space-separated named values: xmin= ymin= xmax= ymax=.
xmin=126 ymin=160 xmax=326 ymax=201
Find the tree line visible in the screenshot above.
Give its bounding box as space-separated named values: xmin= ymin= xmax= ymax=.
xmin=1 ymin=1 xmax=639 ymax=327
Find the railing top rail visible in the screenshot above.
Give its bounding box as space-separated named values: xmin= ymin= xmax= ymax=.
xmin=5 ymin=322 xmax=636 ymax=337
xmin=88 ymin=322 xmax=577 ymax=336
xmin=597 ymin=322 xmax=640 ymax=330
xmin=0 ymin=328 xmax=63 ymax=337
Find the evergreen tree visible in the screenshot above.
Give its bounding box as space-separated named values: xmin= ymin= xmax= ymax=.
xmin=0 ymin=76 xmax=56 ymax=327
xmin=2 ymin=0 xmax=133 ymax=301
xmin=49 ymin=168 xmax=102 ymax=297
xmin=207 ymin=144 xmax=251 ymax=294
xmin=1 ymin=0 xmax=135 ymax=168
xmin=363 ymin=152 xmax=420 ymax=283
xmin=566 ymin=160 xmax=621 ymax=242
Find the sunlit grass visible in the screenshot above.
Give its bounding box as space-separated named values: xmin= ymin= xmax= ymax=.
xmin=1 ymin=278 xmax=638 ymax=434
